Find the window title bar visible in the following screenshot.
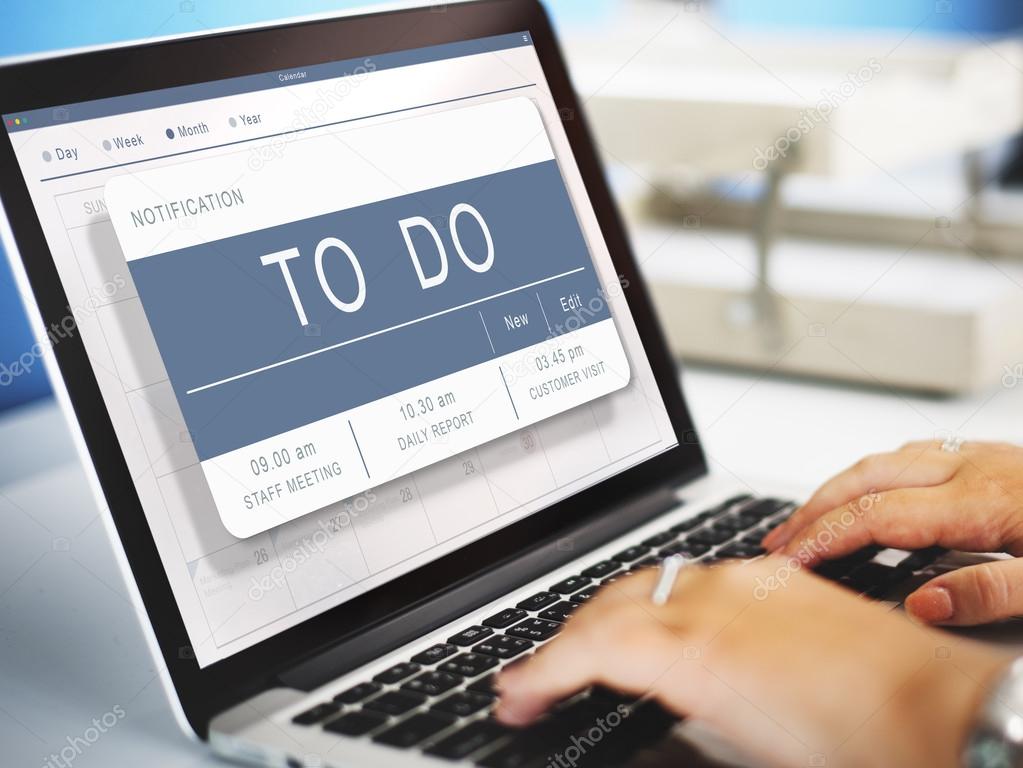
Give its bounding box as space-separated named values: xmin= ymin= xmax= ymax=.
xmin=3 ymin=32 xmax=532 ymax=132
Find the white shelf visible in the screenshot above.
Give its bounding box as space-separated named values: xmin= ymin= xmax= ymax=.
xmin=635 ymin=225 xmax=1023 ymax=393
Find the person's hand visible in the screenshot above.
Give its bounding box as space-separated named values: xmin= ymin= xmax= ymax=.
xmin=495 ymin=560 xmax=1007 ymax=768
xmin=763 ymin=440 xmax=1023 ymax=626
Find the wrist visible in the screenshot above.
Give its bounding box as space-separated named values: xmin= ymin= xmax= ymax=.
xmin=896 ymin=644 xmax=1011 ymax=768
xmin=960 ymin=655 xmax=1023 ymax=768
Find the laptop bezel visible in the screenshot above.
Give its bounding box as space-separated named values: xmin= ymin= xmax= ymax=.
xmin=0 ymin=0 xmax=706 ymax=736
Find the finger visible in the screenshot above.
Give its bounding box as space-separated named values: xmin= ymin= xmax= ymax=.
xmin=899 ymin=440 xmax=941 ymax=452
xmin=495 ymin=575 xmax=679 ymax=725
xmin=906 ymin=559 xmax=1023 ymax=626
xmin=778 ymin=487 xmax=952 ymax=566
xmin=765 ymin=445 xmax=956 ymax=550
xmin=493 ymin=629 xmax=602 ymax=725
xmin=494 ymin=623 xmax=678 ymax=725
xmin=764 ymin=447 xmax=958 ymax=551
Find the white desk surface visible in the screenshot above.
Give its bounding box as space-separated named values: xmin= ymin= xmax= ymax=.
xmin=3 ymin=366 xmax=1022 ymax=767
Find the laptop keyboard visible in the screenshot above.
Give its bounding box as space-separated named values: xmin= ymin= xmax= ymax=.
xmin=289 ymin=494 xmax=943 ymax=766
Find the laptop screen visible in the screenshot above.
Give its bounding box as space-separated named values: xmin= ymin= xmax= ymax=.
xmin=4 ymin=31 xmax=677 ymax=667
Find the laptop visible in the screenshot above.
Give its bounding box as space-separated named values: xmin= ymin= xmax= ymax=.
xmin=0 ymin=2 xmax=945 ymax=765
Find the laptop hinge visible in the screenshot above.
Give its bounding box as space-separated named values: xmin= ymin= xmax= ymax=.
xmin=277 ymin=482 xmax=683 ymax=692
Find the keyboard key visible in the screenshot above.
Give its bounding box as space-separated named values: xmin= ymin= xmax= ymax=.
xmin=425 ymin=718 xmax=512 ymax=761
xmin=710 ymin=521 xmax=744 ymax=535
xmin=363 ymin=690 xmax=427 ymax=716
xmin=516 ymin=592 xmax=560 ymax=611
xmin=411 ymin=644 xmax=458 ymax=666
xmin=580 ymin=560 xmax=620 ymax=579
xmin=900 ymin=547 xmax=944 ymax=572
xmin=611 ymin=545 xmax=649 ymax=563
xmin=669 ymin=516 xmax=704 ymax=533
xmin=731 ymin=512 xmax=764 ymax=531
xmin=448 ymin=626 xmax=494 ymax=646
xmin=373 ymin=662 xmax=421 ymax=685
xmin=680 ymin=542 xmax=712 ymax=557
xmin=432 ymin=690 xmax=495 ymax=717
xmin=640 ymin=531 xmax=676 ymax=548
xmin=815 ymin=548 xmax=879 ymax=581
xmin=334 ymin=681 xmax=381 ymax=704
xmin=507 ymin=618 xmax=562 ymax=641
xmin=871 ymin=548 xmax=913 ymax=569
xmin=440 ymin=652 xmax=500 ymax=677
xmin=483 ymin=608 xmax=528 ymax=629
xmin=713 ymin=515 xmax=749 ymax=532
xmin=474 ymin=634 xmax=533 ymax=660
xmin=539 ymin=601 xmax=578 ymax=622
xmin=737 ymin=510 xmax=767 ymax=526
xmin=467 ymin=673 xmax=497 ymax=695
xmin=843 ymin=562 xmax=905 ymax=597
xmin=658 ymin=541 xmax=709 ymax=558
xmin=373 ymin=711 xmax=455 ymax=748
xmin=568 ymin=587 xmax=599 ymax=604
xmin=291 ymin=702 xmax=339 ymax=726
xmin=323 ymin=709 xmax=388 ymax=736
xmin=745 ymin=498 xmax=791 ymax=519
xmin=689 ymin=527 xmax=733 ymax=546
xmin=549 ymin=576 xmax=591 ymax=595
xmin=717 ymin=543 xmax=766 ymax=559
xmin=402 ymin=670 xmax=463 ymax=697
xmin=629 ymin=556 xmax=660 ymax=570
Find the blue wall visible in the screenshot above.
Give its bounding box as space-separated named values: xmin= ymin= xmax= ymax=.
xmin=0 ymin=0 xmax=606 ymax=412
xmin=718 ymin=0 xmax=1023 ymax=34
xmin=0 ymin=255 xmax=50 ymax=410
xmin=0 ymin=0 xmax=606 ymax=57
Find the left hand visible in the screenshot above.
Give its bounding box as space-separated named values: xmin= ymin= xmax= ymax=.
xmin=494 ymin=559 xmax=1007 ymax=768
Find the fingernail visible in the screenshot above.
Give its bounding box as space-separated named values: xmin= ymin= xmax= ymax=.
xmin=779 ymin=537 xmax=802 ymax=558
xmin=494 ymin=699 xmax=530 ymax=726
xmin=762 ymin=526 xmax=785 ymax=550
xmin=906 ymin=587 xmax=954 ymax=624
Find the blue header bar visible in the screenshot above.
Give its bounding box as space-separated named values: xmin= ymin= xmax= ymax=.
xmin=127 ymin=160 xmax=610 ymax=460
xmin=3 ymin=31 xmax=532 ymax=132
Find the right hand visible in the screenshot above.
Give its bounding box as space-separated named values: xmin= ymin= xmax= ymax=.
xmin=495 ymin=561 xmax=1008 ymax=768
xmin=763 ymin=440 xmax=1023 ymax=626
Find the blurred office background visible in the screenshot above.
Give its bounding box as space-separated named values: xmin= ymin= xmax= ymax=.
xmin=4 ymin=0 xmax=1023 ymax=411
xmin=566 ymin=0 xmax=1023 ymax=395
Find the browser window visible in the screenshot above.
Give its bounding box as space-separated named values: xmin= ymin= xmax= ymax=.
xmin=4 ymin=32 xmax=677 ymax=667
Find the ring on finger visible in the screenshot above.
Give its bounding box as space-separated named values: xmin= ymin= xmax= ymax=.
xmin=940 ymin=436 xmax=964 ymax=454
